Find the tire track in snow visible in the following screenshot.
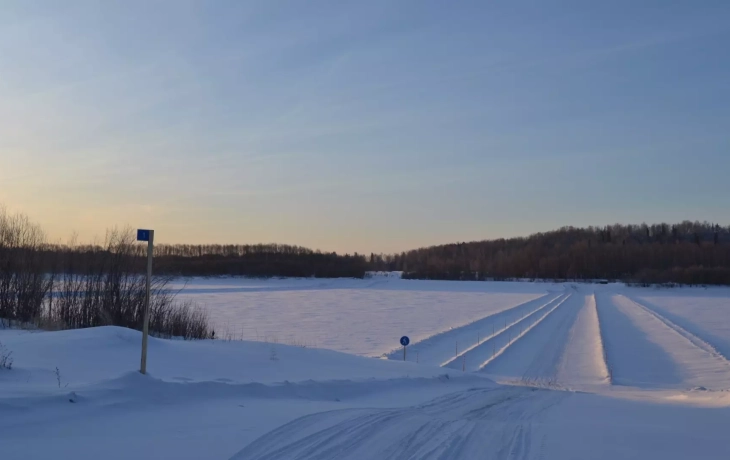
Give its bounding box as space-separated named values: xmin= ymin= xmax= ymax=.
xmin=441 ymin=293 xmax=570 ymax=372
xmin=232 ymin=386 xmax=568 ymax=460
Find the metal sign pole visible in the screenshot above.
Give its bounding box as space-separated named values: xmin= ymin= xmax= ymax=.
xmin=138 ymin=229 xmax=154 ymax=375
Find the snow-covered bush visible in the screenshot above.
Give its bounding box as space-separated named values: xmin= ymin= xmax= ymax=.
xmin=0 ymin=211 xmax=213 ymax=340
xmin=0 ymin=341 xmax=12 ymax=370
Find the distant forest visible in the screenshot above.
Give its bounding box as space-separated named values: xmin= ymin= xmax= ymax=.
xmin=4 ymin=203 xmax=730 ymax=285
xmin=48 ymin=221 xmax=730 ymax=285
xmin=39 ymin=243 xmax=368 ymax=279
xmin=369 ymin=222 xmax=730 ymax=285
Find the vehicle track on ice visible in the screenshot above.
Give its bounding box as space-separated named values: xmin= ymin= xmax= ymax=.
xmin=618 ymin=295 xmax=730 ymax=390
xmin=441 ymin=293 xmax=571 ymax=373
xmin=623 ymin=294 xmax=730 ymax=364
xmin=386 ymin=291 xmax=565 ymax=366
xmin=478 ymin=293 xmax=586 ymax=388
xmin=231 ymin=386 xmax=569 ymax=460
xmin=597 ymin=293 xmax=730 ymax=390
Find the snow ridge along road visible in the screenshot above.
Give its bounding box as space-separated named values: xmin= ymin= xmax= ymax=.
xmin=593 ymin=293 xmax=614 ymax=383
xmin=555 ymin=293 xmax=611 ymax=387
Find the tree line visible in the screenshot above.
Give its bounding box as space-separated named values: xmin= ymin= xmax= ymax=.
xmin=5 ymin=200 xmax=730 ymax=307
xmin=0 ymin=203 xmax=369 ymax=337
xmin=38 ymin=243 xmax=368 ymax=278
xmin=367 ymin=222 xmax=730 ymax=285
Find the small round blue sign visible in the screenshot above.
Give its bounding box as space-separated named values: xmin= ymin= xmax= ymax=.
xmin=400 ymin=336 xmax=410 ymax=347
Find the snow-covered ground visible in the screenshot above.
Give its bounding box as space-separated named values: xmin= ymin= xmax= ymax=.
xmin=173 ymin=277 xmax=551 ymax=356
xmin=2 ymin=278 xmax=730 ymax=459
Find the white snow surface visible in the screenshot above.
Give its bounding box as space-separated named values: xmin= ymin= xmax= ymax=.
xmin=173 ymin=277 xmax=548 ymax=356
xmin=2 ymin=278 xmax=730 ymax=459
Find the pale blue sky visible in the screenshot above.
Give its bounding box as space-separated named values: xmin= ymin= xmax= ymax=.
xmin=1 ymin=1 xmax=729 ymax=253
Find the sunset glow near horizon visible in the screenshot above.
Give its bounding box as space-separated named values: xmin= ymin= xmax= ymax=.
xmin=2 ymin=1 xmax=729 ymax=254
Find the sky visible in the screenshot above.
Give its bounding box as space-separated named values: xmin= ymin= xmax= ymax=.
xmin=1 ymin=1 xmax=729 ymax=254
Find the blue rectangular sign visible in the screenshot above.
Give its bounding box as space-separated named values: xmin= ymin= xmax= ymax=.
xmin=137 ymin=229 xmax=151 ymax=242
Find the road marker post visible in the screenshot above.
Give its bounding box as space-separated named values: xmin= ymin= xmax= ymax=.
xmin=137 ymin=229 xmax=154 ymax=375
